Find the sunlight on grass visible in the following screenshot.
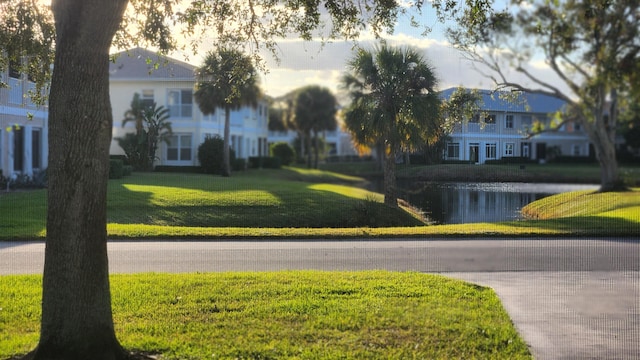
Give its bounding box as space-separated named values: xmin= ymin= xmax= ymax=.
xmin=122 ymin=184 xmax=282 ymax=207
xmin=0 ymin=271 xmax=531 ymax=360
xmin=308 ymin=183 xmax=382 ymax=200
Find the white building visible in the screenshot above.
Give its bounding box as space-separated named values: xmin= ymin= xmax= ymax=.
xmin=0 ymin=62 xmax=48 ymax=178
xmin=267 ymin=127 xmax=358 ymax=160
xmin=109 ymin=48 xmax=269 ymax=167
xmin=441 ymin=88 xmax=592 ymax=164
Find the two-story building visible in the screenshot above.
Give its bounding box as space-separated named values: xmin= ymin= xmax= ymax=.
xmin=441 ymin=88 xmax=592 ymax=164
xmin=0 ymin=62 xmax=48 ymax=178
xmin=109 ymin=48 xmax=269 ymax=167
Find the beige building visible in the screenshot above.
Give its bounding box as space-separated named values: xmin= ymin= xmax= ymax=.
xmin=442 ymin=88 xmax=592 ymax=164
xmin=0 ymin=63 xmax=48 ymax=178
xmin=109 ymin=48 xmax=269 ymax=167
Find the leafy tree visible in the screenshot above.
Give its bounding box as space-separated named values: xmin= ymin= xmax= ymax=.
xmin=121 ymin=92 xmax=148 ymax=134
xmin=449 ymin=0 xmax=640 ymax=191
xmin=143 ymin=105 xmax=173 ymax=169
xmin=194 ymin=48 xmax=261 ymax=177
xmin=292 ymin=86 xmax=338 ymax=168
xmin=0 ymin=0 xmax=487 ymax=358
xmin=341 ymin=43 xmax=442 ymax=207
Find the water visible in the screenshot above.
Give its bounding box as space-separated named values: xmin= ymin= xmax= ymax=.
xmin=387 ymin=181 xmax=599 ymax=224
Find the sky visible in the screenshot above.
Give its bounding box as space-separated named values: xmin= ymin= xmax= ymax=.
xmin=163 ymin=5 xmax=501 ymax=99
xmin=163 ymin=1 xmax=563 ymax=101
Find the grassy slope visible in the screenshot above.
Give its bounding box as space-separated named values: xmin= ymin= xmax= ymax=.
xmin=1 ymin=164 xmax=639 ymax=239
xmin=0 ymin=271 xmax=531 ymax=360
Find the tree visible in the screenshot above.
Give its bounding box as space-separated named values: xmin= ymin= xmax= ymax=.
xmin=449 ymin=0 xmax=640 ymax=192
xmin=341 ymin=43 xmax=442 ymax=207
xmin=118 ymin=94 xmax=172 ymax=171
xmin=194 ymin=48 xmax=262 ymax=177
xmin=292 ymin=86 xmax=338 ymax=168
xmin=0 ymin=0 xmax=485 ymax=358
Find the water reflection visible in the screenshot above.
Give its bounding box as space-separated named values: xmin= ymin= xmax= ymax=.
xmin=394 ymin=182 xmax=598 ymax=224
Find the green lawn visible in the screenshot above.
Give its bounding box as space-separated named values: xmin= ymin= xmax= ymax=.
xmin=0 ymin=271 xmax=531 ymax=360
xmin=1 ymin=166 xmax=639 ymax=239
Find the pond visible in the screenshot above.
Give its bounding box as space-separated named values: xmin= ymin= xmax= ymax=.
xmin=379 ymin=181 xmax=599 ymax=224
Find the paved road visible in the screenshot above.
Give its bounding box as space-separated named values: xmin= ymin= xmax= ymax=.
xmin=1 ymin=238 xmax=639 ymax=359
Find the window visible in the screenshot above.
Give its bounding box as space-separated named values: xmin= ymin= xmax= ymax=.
xmin=505 ymin=115 xmax=514 ymax=129
xmin=472 ymin=114 xmax=495 ymax=123
xmin=521 ymin=115 xmax=532 ymax=129
xmin=167 ymin=89 xmax=193 ymax=118
xmin=141 ymin=89 xmax=155 ymax=109
xmin=573 ymin=145 xmax=581 ymax=156
xmin=486 ymin=143 xmax=497 ymax=159
xmin=504 ymin=143 xmax=515 ymax=156
xmin=32 ymin=129 xmax=41 ymax=169
xmin=167 ymin=134 xmax=192 ymax=161
xmin=446 ymin=142 xmax=460 ymax=159
xmin=9 ymin=60 xmax=21 ymax=79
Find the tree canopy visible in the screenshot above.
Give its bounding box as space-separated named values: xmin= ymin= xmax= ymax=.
xmin=341 ymin=43 xmax=441 ymax=206
xmin=449 ymin=0 xmax=640 ymax=191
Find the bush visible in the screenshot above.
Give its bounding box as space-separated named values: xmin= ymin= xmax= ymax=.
xmin=197 ymin=135 xmax=236 ymax=175
xmin=123 ymin=165 xmax=133 ymax=176
xmin=109 ymin=159 xmax=124 ymax=179
xmin=154 ymin=166 xmax=201 ymax=173
xmin=232 ymin=158 xmax=246 ymax=171
xmin=270 ymin=142 xmax=296 ymax=166
xmin=248 ymin=156 xmax=282 ymax=169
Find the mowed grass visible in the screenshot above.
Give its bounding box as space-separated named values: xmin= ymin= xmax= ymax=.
xmin=0 ymin=271 xmax=531 ymax=360
xmin=0 ymin=168 xmax=425 ymax=239
xmin=1 ymin=166 xmax=640 ymax=239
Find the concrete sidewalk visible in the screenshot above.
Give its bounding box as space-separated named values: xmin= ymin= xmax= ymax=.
xmin=448 ymin=271 xmax=640 ymax=360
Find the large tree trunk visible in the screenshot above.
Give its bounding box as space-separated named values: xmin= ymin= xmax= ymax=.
xmin=223 ymin=107 xmax=231 ymax=177
xmin=383 ymin=145 xmax=398 ymax=207
xmin=32 ymin=0 xmax=129 ymax=359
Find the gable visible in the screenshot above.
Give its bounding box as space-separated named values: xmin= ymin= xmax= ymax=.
xmin=109 ymin=47 xmax=196 ymax=80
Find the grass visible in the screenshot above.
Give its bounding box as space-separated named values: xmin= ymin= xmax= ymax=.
xmin=1 ymin=166 xmax=639 ymax=239
xmin=0 ymin=271 xmax=531 ymax=360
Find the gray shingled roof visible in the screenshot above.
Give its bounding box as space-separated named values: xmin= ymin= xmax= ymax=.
xmin=440 ymin=87 xmax=567 ymax=114
xmin=109 ymin=47 xmax=196 ymax=80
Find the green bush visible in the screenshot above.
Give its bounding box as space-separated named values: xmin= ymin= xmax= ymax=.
xmin=109 ymin=159 xmax=124 ymax=179
xmin=232 ymin=158 xmax=246 ymax=171
xmin=122 ymin=165 xmax=133 ymax=176
xmin=154 ymin=166 xmax=201 ymax=173
xmin=248 ymin=156 xmax=282 ymax=169
xmin=270 ymin=142 xmax=296 ymax=166
xmin=197 ymin=135 xmax=236 ymax=175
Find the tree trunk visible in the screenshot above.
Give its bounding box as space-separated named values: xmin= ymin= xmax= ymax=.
xmin=313 ymin=130 xmax=319 ymax=169
xmin=306 ymin=132 xmax=312 ymax=168
xmin=33 ymin=0 xmax=129 ymax=359
xmin=383 ymin=145 xmax=398 ymax=207
xmin=223 ymin=107 xmax=231 ymax=177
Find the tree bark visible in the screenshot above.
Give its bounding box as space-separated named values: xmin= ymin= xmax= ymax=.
xmin=383 ymin=144 xmax=398 ymax=207
xmin=223 ymin=107 xmax=231 ymax=177
xmin=32 ymin=0 xmax=129 ymax=359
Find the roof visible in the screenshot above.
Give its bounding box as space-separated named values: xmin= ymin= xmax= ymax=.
xmin=440 ymin=87 xmax=567 ymax=114
xmin=109 ymin=47 xmax=196 ymax=80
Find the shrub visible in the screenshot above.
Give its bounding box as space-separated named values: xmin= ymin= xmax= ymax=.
xmin=109 ymin=159 xmax=124 ymax=179
xmin=197 ymin=135 xmax=236 ymax=175
xmin=248 ymin=156 xmax=282 ymax=169
xmin=122 ymin=165 xmax=133 ymax=176
xmin=154 ymin=166 xmax=201 ymax=173
xmin=270 ymin=142 xmax=296 ymax=166
xmin=232 ymin=158 xmax=246 ymax=171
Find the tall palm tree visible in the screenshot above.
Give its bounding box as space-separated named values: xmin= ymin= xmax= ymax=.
xmin=121 ymin=92 xmax=148 ymax=135
xmin=293 ymin=86 xmax=338 ymax=168
xmin=194 ymin=48 xmax=262 ymax=176
xmin=341 ymin=43 xmax=442 ymax=207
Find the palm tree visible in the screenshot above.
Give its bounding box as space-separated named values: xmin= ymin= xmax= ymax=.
xmin=143 ymin=105 xmax=172 ymax=170
xmin=292 ymin=86 xmax=338 ymax=168
xmin=341 ymin=43 xmax=442 ymax=207
xmin=194 ymin=48 xmax=262 ymax=176
xmin=121 ymin=92 xmax=148 ymax=135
